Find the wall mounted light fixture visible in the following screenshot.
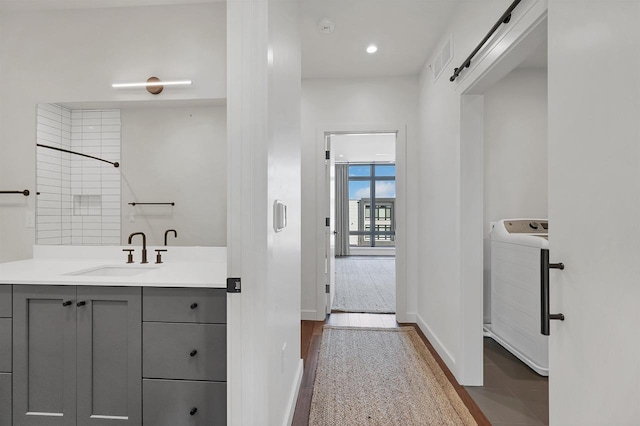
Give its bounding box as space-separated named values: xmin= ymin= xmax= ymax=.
xmin=111 ymin=77 xmax=192 ymax=95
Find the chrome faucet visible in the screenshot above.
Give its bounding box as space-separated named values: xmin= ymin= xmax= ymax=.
xmin=164 ymin=229 xmax=177 ymax=246
xmin=128 ymin=232 xmax=148 ymax=264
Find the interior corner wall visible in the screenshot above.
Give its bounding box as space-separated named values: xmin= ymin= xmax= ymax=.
xmin=482 ymin=68 xmax=548 ymax=324
xmin=0 ymin=3 xmax=226 ymax=262
xmin=301 ymin=76 xmax=420 ymax=321
xmin=416 ymin=0 xmax=515 ymax=378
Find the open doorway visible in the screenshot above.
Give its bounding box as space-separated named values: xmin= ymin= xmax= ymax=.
xmin=326 ymin=132 xmax=397 ymax=315
xmin=461 ymin=15 xmax=549 ymax=426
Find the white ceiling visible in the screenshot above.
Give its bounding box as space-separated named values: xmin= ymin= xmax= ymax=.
xmin=332 ymin=133 xmax=396 ymax=163
xmin=1 ymin=0 xmax=459 ymax=79
xmin=301 ymin=0 xmax=458 ymax=79
xmin=0 ymin=0 xmax=221 ymax=11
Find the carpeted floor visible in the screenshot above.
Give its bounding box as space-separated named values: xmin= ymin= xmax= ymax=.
xmin=332 ymin=256 xmax=395 ymax=313
xmin=309 ymin=326 xmax=477 ymax=426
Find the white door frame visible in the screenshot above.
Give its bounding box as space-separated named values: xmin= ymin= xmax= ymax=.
xmin=325 ymin=135 xmax=336 ymax=314
xmin=315 ymin=124 xmax=408 ymax=321
xmin=456 ymin=0 xmax=547 ymax=385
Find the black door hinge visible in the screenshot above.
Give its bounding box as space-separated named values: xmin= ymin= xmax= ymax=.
xmin=325 ymin=150 xmax=330 ymax=160
xmin=325 ymin=284 xmax=330 ymax=294
xmin=227 ymin=277 xmax=241 ymax=293
xmin=325 ymin=217 xmax=330 ymax=227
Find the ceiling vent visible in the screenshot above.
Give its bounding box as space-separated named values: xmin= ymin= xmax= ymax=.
xmin=433 ymin=36 xmax=453 ymax=82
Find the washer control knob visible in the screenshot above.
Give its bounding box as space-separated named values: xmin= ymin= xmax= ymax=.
xmin=529 ymin=222 xmax=539 ymax=230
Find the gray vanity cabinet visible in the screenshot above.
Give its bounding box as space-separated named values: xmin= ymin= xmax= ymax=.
xmin=0 ymin=285 xmax=11 ymax=426
xmin=142 ymin=287 xmax=227 ymax=426
xmin=13 ymin=285 xmax=77 ymax=426
xmin=76 ymin=286 xmax=141 ymax=425
xmin=12 ymin=285 xmax=141 ymax=426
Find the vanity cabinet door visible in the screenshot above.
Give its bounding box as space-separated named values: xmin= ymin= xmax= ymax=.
xmin=76 ymin=286 xmax=142 ymax=426
xmin=0 ymin=373 xmax=11 ymax=426
xmin=0 ymin=286 xmax=11 ymax=318
xmin=13 ymin=285 xmax=77 ymax=426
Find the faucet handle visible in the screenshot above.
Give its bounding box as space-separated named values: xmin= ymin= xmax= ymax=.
xmin=154 ymin=249 xmax=168 ymax=264
xmin=122 ymin=249 xmax=135 ymax=264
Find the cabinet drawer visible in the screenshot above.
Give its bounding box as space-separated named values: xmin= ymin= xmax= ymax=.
xmin=143 ymin=287 xmax=226 ymax=324
xmin=0 ymin=319 xmax=10 ymax=373
xmin=0 ymin=286 xmax=10 ymax=318
xmin=0 ymin=373 xmax=10 ymax=426
xmin=143 ymin=379 xmax=225 ymax=426
xmin=143 ymin=322 xmax=226 ymax=381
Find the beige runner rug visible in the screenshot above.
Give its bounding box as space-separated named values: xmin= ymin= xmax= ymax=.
xmin=309 ymin=326 xmax=478 ymax=426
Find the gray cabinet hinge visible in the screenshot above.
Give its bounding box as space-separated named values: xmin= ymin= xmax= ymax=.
xmin=227 ymin=277 xmax=241 ymax=293
xmin=325 ymin=150 xmax=330 ymax=160
xmin=325 ymin=217 xmax=330 ymax=227
xmin=325 ymin=284 xmax=330 ymax=294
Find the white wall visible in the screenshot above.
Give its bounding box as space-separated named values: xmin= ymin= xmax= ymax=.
xmin=483 ymin=68 xmax=547 ymax=323
xmin=121 ymin=105 xmax=226 ymax=247
xmin=227 ymin=0 xmax=302 ymax=424
xmin=417 ymin=0 xmax=516 ymax=380
xmin=0 ymin=2 xmax=226 ymax=261
xmin=301 ymin=76 xmax=419 ymax=321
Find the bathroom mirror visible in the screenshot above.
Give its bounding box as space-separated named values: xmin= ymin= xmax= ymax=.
xmin=35 ymin=99 xmax=227 ymax=247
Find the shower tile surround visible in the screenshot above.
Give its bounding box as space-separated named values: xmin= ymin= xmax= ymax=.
xmin=36 ymin=104 xmax=121 ymax=245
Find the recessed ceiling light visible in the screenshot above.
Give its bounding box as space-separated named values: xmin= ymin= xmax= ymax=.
xmin=366 ymin=44 xmax=378 ymax=54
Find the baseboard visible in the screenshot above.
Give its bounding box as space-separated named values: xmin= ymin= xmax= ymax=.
xmin=301 ymin=309 xmax=322 ymax=321
xmin=416 ymin=313 xmax=457 ymax=378
xmin=284 ymin=359 xmax=304 ymax=426
xmin=397 ymin=312 xmax=417 ymax=323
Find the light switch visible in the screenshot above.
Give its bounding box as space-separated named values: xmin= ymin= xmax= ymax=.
xmin=273 ymin=200 xmax=287 ymax=233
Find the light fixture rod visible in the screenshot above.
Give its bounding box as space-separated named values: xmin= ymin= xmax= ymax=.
xmin=112 ymin=80 xmax=192 ymax=88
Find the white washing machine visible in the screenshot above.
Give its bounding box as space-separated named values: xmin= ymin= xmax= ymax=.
xmin=489 ymin=219 xmax=548 ymax=376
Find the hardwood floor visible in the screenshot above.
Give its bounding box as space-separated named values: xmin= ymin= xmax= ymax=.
xmin=292 ymin=313 xmax=490 ymax=426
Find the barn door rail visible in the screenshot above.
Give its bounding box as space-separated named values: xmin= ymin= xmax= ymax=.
xmin=449 ymin=0 xmax=522 ymax=82
xmin=541 ymin=248 xmax=565 ymax=336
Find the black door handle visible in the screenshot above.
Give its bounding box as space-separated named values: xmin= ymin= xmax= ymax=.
xmin=541 ymin=248 xmax=565 ymax=336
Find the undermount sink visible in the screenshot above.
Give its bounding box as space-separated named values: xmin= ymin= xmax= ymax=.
xmin=68 ymin=265 xmax=158 ymax=277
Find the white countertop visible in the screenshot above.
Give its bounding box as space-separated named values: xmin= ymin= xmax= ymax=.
xmin=0 ymin=246 xmax=227 ymax=288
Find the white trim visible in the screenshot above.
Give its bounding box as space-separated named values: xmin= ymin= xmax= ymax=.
xmin=402 ymin=312 xmax=417 ymax=324
xmin=454 ymin=0 xmax=548 ymax=387
xmin=348 ymin=247 xmax=396 ymax=256
xmin=416 ymin=313 xmax=457 ymax=376
xmin=314 ymin=123 xmax=408 ymax=323
xmin=283 ymin=359 xmax=304 ymax=426
xmin=301 ymin=309 xmax=320 ymax=321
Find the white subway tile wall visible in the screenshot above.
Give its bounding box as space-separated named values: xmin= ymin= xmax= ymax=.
xmin=36 ymin=105 xmax=121 ymax=245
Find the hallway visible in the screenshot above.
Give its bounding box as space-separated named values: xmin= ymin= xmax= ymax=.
xmin=292 ymin=314 xmax=489 ymax=425
xmin=293 ymin=314 xmax=549 ymax=425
